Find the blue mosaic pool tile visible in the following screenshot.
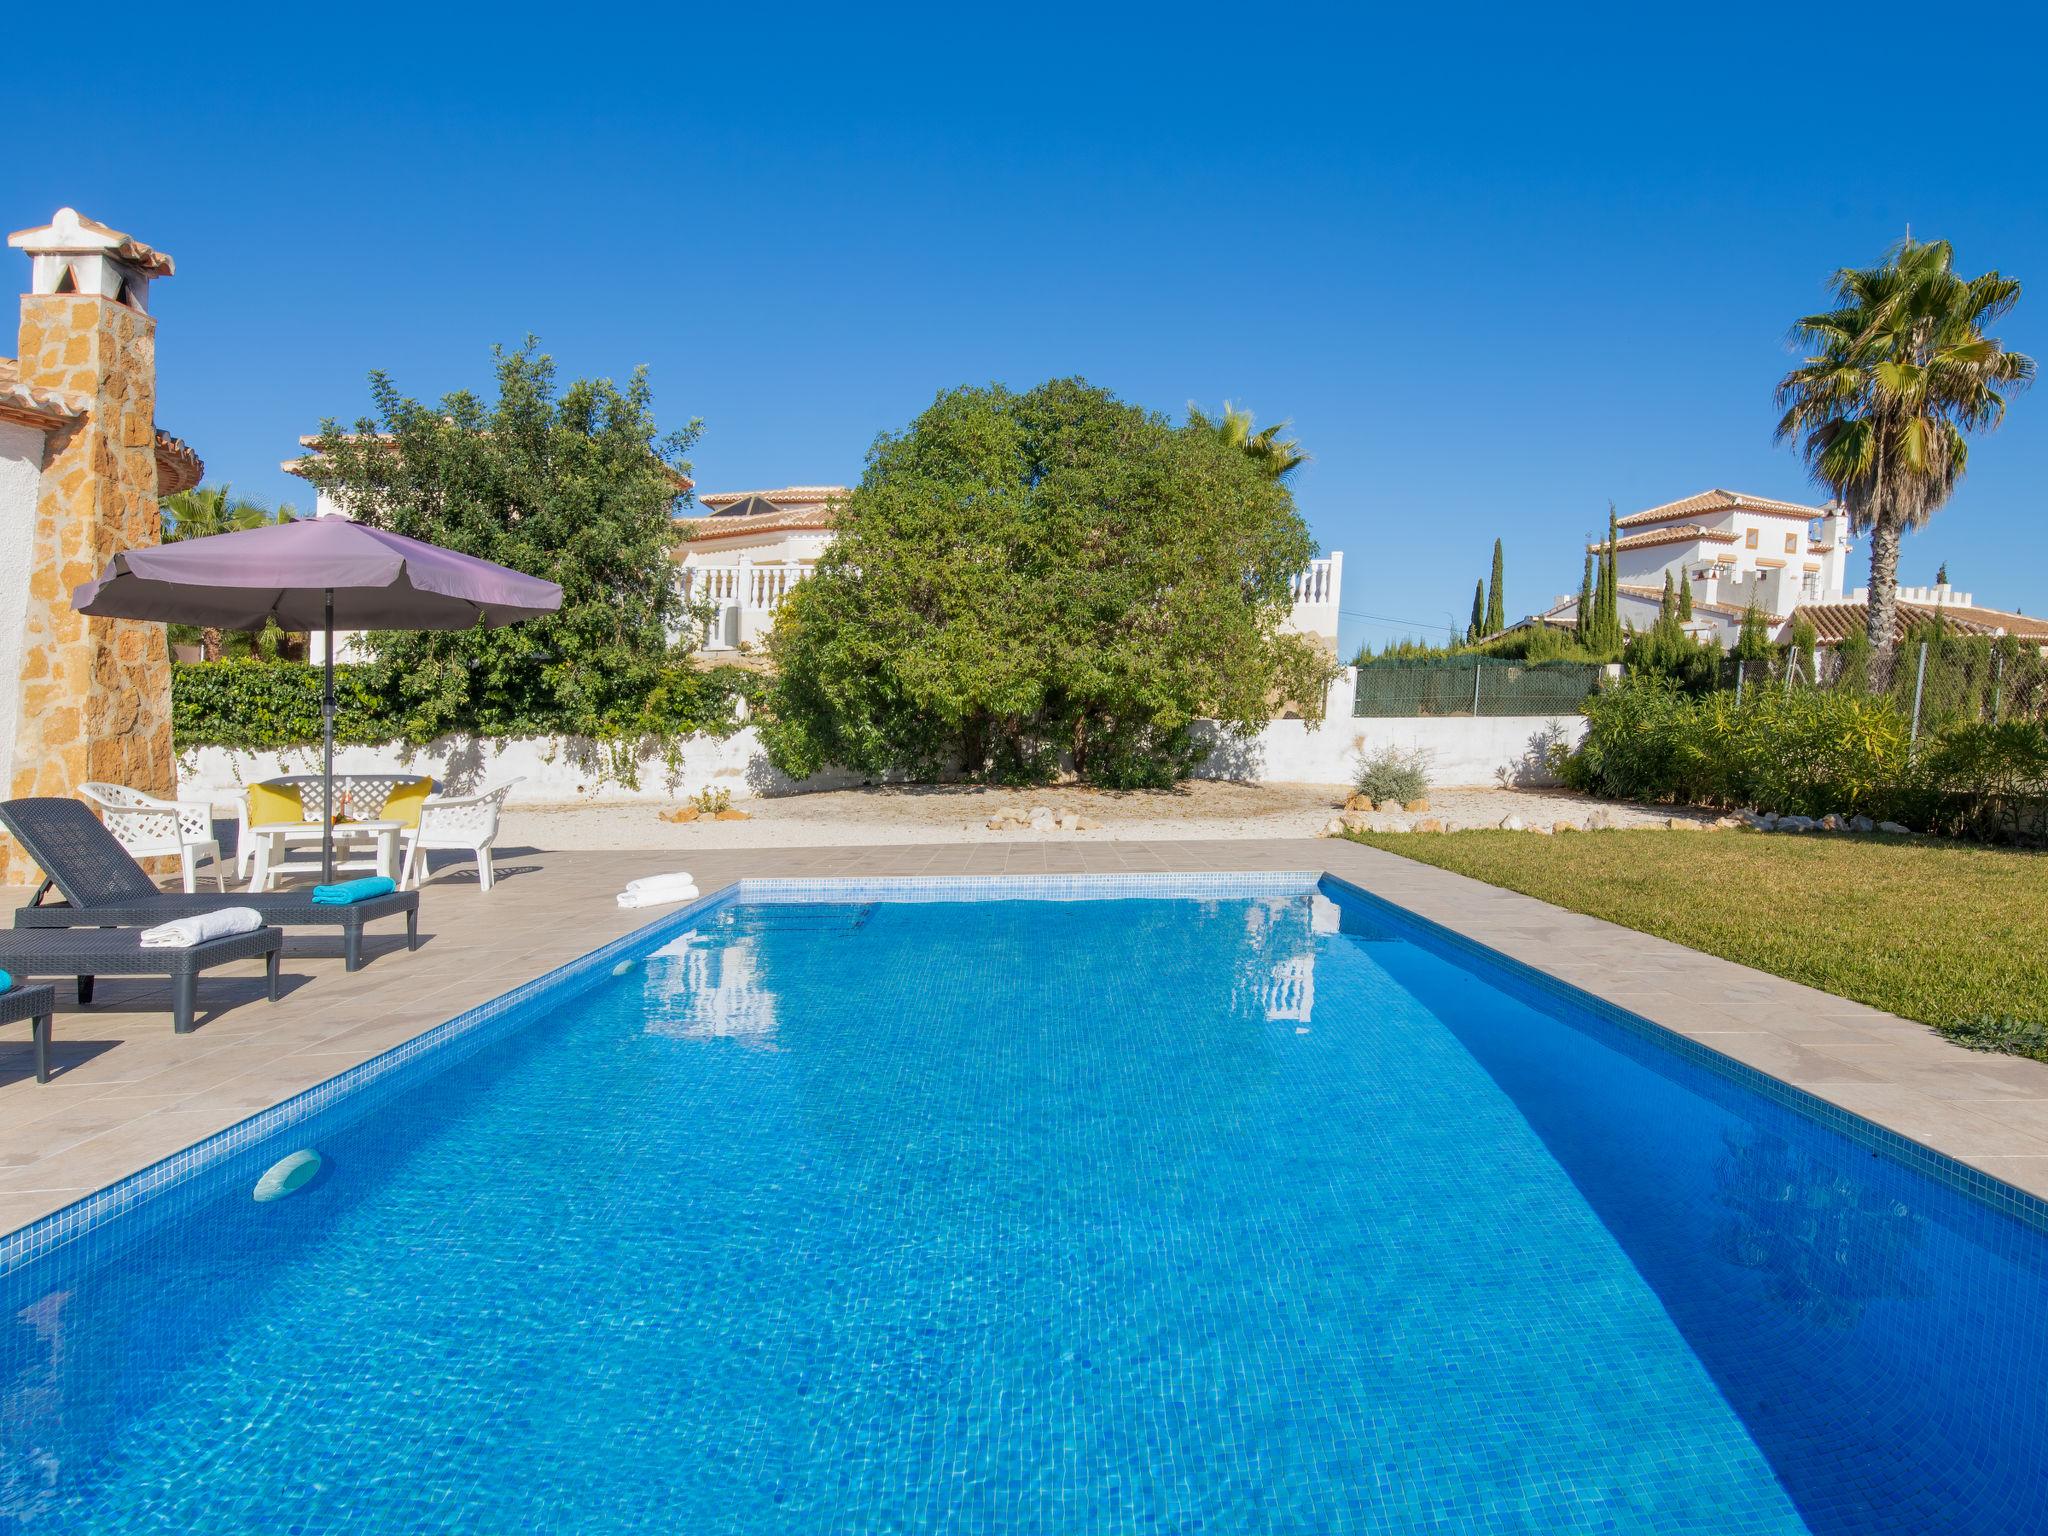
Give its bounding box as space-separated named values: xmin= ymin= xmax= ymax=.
xmin=0 ymin=875 xmax=2041 ymax=1532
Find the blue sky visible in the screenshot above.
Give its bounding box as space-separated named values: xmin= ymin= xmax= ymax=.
xmin=7 ymin=4 xmax=2044 ymax=658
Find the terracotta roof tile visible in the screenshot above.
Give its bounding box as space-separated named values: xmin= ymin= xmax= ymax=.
xmin=1780 ymin=601 xmax=2048 ymax=645
xmin=1587 ymin=524 xmax=1739 ymax=553
xmin=696 ymin=486 xmax=847 ymax=510
xmin=0 ymin=356 xmax=90 ymax=426
xmin=1617 ymin=488 xmax=1830 ymax=529
xmin=7 ymin=208 xmax=175 ymax=277
xmin=2 ymin=358 xmax=202 ymax=492
xmin=1616 ymin=582 xmax=1757 ymax=620
xmin=154 ymin=431 xmax=204 ymax=496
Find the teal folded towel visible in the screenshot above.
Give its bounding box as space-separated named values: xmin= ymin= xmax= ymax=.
xmin=0 ymin=971 xmax=12 ymax=992
xmin=311 ymin=876 xmax=396 ymax=905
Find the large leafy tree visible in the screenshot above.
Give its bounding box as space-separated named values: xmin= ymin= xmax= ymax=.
xmin=303 ymin=341 xmax=703 ymax=739
xmin=763 ymin=379 xmax=1331 ymax=787
xmin=160 ymin=483 xmax=293 ymax=660
xmin=1186 ymin=400 xmax=1307 ymax=481
xmin=1776 ymin=237 xmax=2032 ymax=659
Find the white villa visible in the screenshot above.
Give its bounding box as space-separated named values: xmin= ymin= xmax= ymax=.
xmin=1527 ymin=488 xmax=1852 ymax=645
xmin=1525 ymin=487 xmax=2048 ymax=648
xmin=673 ymin=486 xmax=1344 ymax=654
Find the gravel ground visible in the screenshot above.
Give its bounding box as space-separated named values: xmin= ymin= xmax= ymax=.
xmin=498 ymin=781 xmax=1700 ymax=850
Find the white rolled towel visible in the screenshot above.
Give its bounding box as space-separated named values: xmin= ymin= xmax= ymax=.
xmin=624 ymin=872 xmax=698 ymax=897
xmin=139 ymin=906 xmax=264 ymax=949
xmin=617 ymin=882 xmax=699 ymax=909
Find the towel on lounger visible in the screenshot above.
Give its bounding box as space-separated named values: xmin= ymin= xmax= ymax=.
xmin=0 ymin=971 xmax=12 ymax=992
xmin=311 ymin=876 xmax=397 ymax=906
xmin=139 ymin=907 xmax=263 ymax=949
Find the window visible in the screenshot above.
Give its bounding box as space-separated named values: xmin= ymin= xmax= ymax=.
xmin=1745 ymin=528 xmax=1759 ymax=549
xmin=1785 ymin=532 xmax=1798 ymax=553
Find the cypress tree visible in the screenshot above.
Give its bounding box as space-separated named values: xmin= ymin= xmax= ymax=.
xmin=1484 ymin=538 xmax=1506 ymax=636
xmin=1589 ymin=504 xmax=1621 ymax=651
xmin=1677 ymin=573 xmax=1693 ymax=621
xmin=1735 ymin=599 xmax=1772 ymax=662
xmin=1660 ymin=570 xmax=1676 ymax=616
xmin=1575 ymin=551 xmax=1594 ymax=641
xmin=1468 ymin=579 xmax=1485 ymax=641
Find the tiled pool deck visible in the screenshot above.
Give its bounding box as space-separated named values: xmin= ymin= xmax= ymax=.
xmin=1 ymin=838 xmax=2044 ymax=1236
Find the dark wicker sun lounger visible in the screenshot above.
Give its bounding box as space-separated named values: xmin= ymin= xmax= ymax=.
xmin=1 ymin=982 xmax=57 ymax=1082
xmin=2 ymin=797 xmax=419 ymax=972
xmin=0 ymin=927 xmax=281 ymax=1034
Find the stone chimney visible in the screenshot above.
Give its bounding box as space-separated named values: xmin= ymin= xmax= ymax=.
xmin=2 ymin=209 xmax=178 ymax=881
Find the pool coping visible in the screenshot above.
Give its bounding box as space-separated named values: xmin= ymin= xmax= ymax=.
xmin=3 ymin=866 xmax=2043 ymax=1280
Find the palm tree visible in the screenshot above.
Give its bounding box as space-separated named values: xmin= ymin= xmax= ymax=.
xmin=159 ymin=484 xmax=290 ymax=659
xmin=1187 ymin=401 xmax=1307 ymax=481
xmin=1775 ymin=237 xmax=2033 ymax=659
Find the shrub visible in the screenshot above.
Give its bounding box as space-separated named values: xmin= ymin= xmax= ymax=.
xmin=1562 ymin=675 xmax=1918 ymax=820
xmin=1917 ymin=720 xmax=2048 ymax=842
xmin=173 ymin=660 xmax=761 ymax=754
xmin=1623 ymin=621 xmax=1722 ymax=696
xmin=1352 ymin=744 xmax=1433 ymax=804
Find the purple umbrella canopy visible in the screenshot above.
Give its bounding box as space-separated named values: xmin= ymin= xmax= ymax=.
xmin=72 ymin=516 xmax=562 ymax=631
xmin=71 ymin=517 xmax=563 ymax=885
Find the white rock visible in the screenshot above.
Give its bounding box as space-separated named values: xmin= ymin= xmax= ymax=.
xmin=1323 ymin=818 xmax=1346 ymax=837
xmin=1879 ymin=820 xmax=1911 ymax=835
xmin=1849 ymin=814 xmax=1875 ymax=833
xmin=1667 ymin=817 xmax=1702 ymax=831
xmin=1498 ymin=814 xmax=1526 ymax=832
xmin=1777 ymin=814 xmax=1815 ymax=833
xmin=1818 ymin=813 xmax=1845 ymax=831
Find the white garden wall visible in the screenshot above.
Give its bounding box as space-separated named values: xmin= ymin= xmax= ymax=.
xmin=179 ymin=672 xmax=1584 ymax=805
xmin=1195 ymin=714 xmax=1586 ymax=788
xmin=178 ymin=729 xmax=868 ymax=808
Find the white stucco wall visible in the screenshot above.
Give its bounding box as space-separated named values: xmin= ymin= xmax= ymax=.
xmin=0 ymin=420 xmax=48 ymax=771
xmin=178 ymin=729 xmax=874 ymax=808
xmin=179 ymin=708 xmax=1585 ymax=808
xmin=1195 ymin=713 xmax=1586 ymax=788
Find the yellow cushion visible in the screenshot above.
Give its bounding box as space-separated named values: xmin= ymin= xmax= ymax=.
xmin=247 ymin=781 xmax=304 ymax=827
xmin=380 ymin=778 xmax=435 ymax=828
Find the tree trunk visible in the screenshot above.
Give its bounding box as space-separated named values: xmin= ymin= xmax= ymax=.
xmin=201 ymin=626 xmax=223 ymax=663
xmin=1866 ymin=517 xmax=1901 ymax=673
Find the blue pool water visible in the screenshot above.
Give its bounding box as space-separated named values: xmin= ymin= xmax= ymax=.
xmin=2 ymin=877 xmax=2044 ymax=1533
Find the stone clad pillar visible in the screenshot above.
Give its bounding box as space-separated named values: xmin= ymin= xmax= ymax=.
xmin=3 ymin=210 xmax=178 ymax=884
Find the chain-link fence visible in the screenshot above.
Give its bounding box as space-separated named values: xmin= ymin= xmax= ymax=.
xmin=1721 ymin=636 xmax=2048 ymax=740
xmin=1353 ymin=658 xmax=1604 ymax=718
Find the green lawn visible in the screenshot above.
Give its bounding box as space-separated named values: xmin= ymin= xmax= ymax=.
xmin=1342 ymin=828 xmax=2048 ymax=1060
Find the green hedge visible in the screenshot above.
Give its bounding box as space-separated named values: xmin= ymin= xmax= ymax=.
xmin=1562 ymin=676 xmax=2048 ymax=841
xmin=172 ymin=661 xmax=761 ymax=752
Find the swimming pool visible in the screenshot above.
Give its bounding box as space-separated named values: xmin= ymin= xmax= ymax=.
xmin=1 ymin=874 xmax=2042 ymax=1533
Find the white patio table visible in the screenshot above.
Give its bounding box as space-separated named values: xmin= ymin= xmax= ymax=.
xmin=247 ymin=818 xmax=402 ymax=893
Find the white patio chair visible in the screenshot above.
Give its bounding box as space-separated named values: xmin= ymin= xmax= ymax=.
xmin=77 ymin=782 xmax=225 ymax=894
xmin=235 ymin=773 xmax=428 ymax=883
xmin=399 ymin=779 xmax=521 ymax=892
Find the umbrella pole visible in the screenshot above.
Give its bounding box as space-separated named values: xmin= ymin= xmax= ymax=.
xmin=321 ymin=587 xmax=335 ymax=886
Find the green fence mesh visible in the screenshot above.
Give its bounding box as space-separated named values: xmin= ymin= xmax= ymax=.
xmin=1724 ymin=637 xmax=2048 ymax=735
xmin=1352 ymin=659 xmax=1603 ymax=718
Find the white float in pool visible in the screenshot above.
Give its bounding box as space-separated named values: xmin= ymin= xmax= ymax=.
xmin=253 ymin=1150 xmax=323 ymax=1203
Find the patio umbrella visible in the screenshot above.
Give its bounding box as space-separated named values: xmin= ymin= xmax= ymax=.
xmin=73 ymin=517 xmax=563 ymax=882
